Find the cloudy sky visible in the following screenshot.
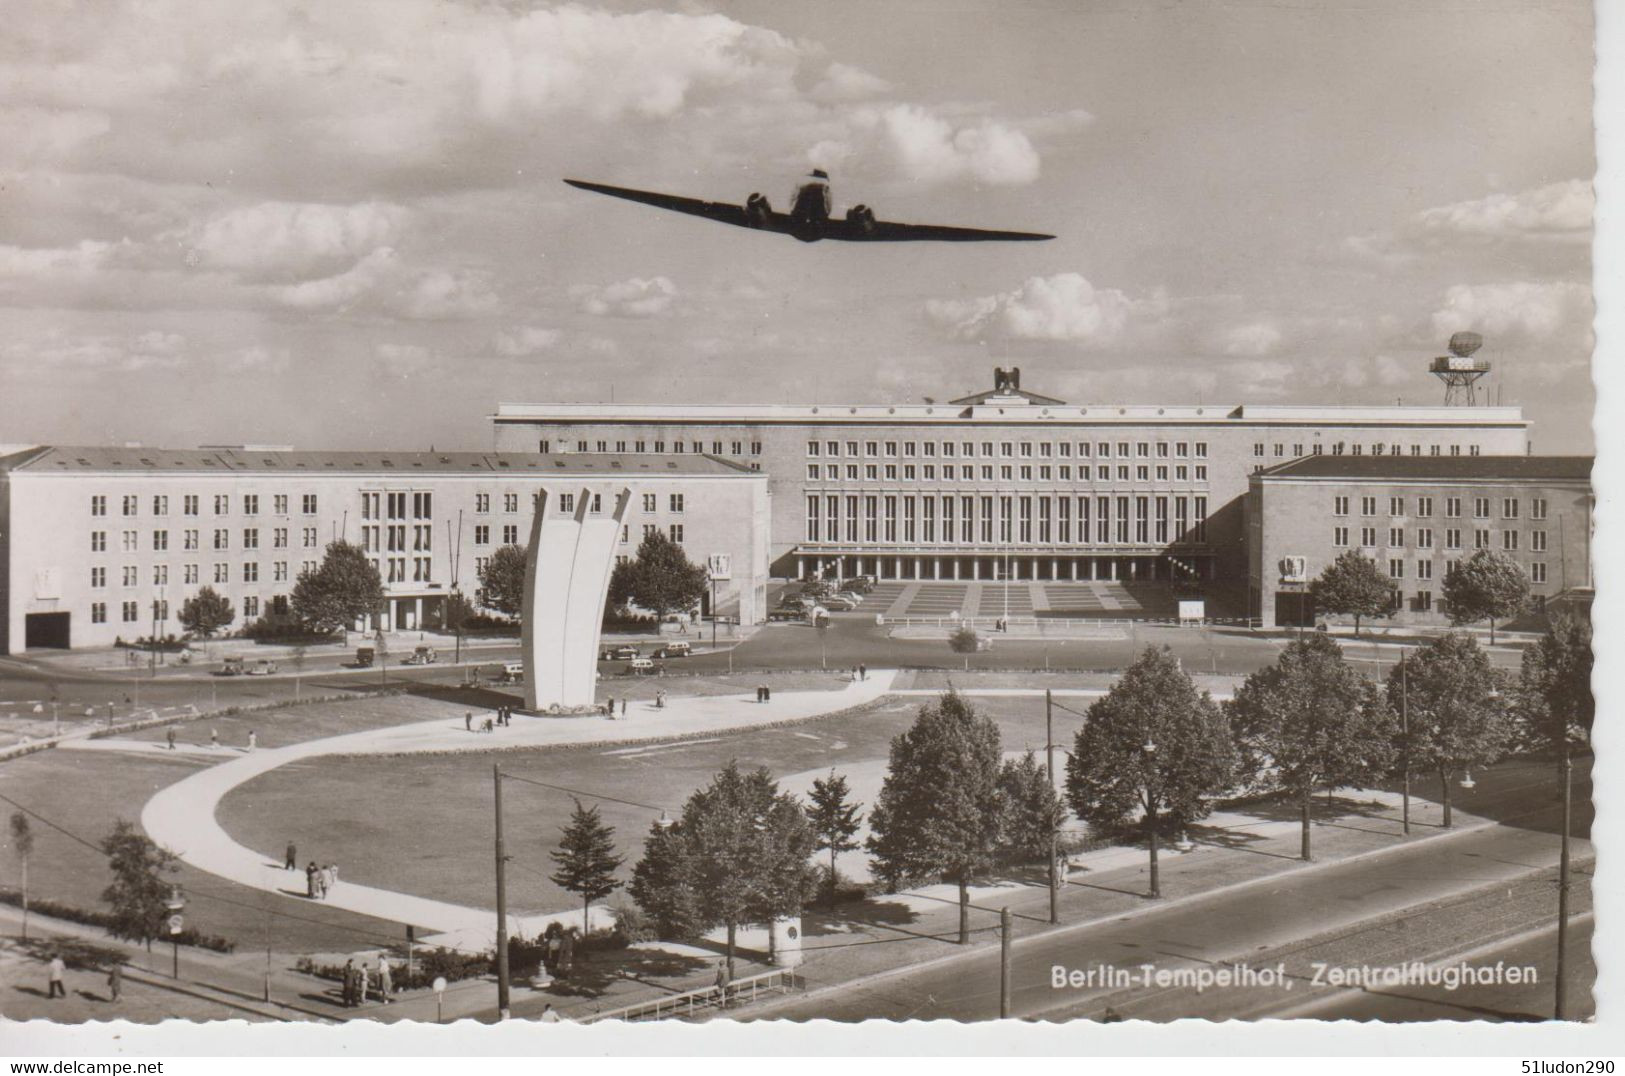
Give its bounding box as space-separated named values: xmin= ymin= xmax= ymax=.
xmin=0 ymin=0 xmax=1597 ymax=452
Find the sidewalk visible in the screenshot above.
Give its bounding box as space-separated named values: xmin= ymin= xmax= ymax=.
xmin=133 ymin=671 xmax=900 ymax=948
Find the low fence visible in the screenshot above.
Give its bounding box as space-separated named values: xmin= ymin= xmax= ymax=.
xmin=579 ymin=967 xmax=802 ymax=1023
xmin=886 ymin=616 xmax=1263 ymax=630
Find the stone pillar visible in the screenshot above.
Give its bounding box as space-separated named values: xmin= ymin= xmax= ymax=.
xmin=894 ymin=556 xmax=904 ymax=579
xmin=972 ymin=558 xmax=981 ymax=580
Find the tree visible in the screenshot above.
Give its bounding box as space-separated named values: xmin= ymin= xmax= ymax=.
xmin=679 ymin=763 xmax=818 ymax=975
xmin=549 ymin=799 xmax=625 ymax=935
xmin=1066 ymin=647 xmax=1234 ymax=898
xmin=997 ymin=751 xmax=1066 ymax=867
xmin=177 ymin=586 xmax=234 ymax=638
xmin=1443 ymin=549 xmax=1530 ymax=645
xmin=1386 ymin=633 xmax=1512 ymax=828
xmin=628 ymin=819 xmax=703 ymax=942
xmin=1309 ymin=550 xmax=1393 ymax=636
xmin=627 ymin=530 xmax=708 ymax=620
xmin=805 ymin=770 xmax=864 ymax=909
xmin=1513 ymin=614 xmax=1594 ymax=755
xmin=607 ymin=559 xmax=637 ymax=617
xmin=1225 ymin=633 xmax=1396 ymax=860
xmin=100 ymin=819 xmax=179 ymax=951
xmin=290 ymin=541 xmax=383 ymax=635
xmin=8 ymin=813 xmax=33 ymax=940
xmin=477 ymin=545 xmax=528 ymax=618
xmin=631 ymin=763 xmax=817 ymax=975
xmin=949 ymin=624 xmax=981 ymax=654
xmin=867 ymin=691 xmax=1003 ymax=943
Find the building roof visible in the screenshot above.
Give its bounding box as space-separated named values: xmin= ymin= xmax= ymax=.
xmin=1256 ymin=454 xmax=1592 ymax=482
xmin=492 ymin=401 xmax=1528 ymax=428
xmin=0 ymin=445 xmax=759 ymax=478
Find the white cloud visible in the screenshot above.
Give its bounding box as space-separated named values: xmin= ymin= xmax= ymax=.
xmin=927 ymin=273 xmax=1166 ymax=344
xmin=1218 ymin=321 xmax=1283 ymax=357
xmin=2 ymin=329 xmax=187 ymax=375
xmin=1416 ymin=179 xmax=1592 ymax=240
xmin=494 ymin=326 xmax=563 ymax=357
xmin=814 ymin=104 xmax=1042 ymax=186
xmin=577 ymin=276 xmax=678 ymax=318
xmin=1430 ymin=280 xmax=1593 ymax=343
xmin=221 ymin=346 xmax=292 ymax=373
xmin=270 ymin=247 xmax=497 ymax=319
xmin=809 ymin=62 xmax=892 ymax=102
xmin=184 ymin=201 xmax=406 ymax=283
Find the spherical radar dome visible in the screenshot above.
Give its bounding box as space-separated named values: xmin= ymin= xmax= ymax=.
xmin=1448 ymin=331 xmax=1484 ymax=358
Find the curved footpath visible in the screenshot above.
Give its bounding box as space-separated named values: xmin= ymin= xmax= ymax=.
xmin=126 ymin=671 xmax=899 ymax=948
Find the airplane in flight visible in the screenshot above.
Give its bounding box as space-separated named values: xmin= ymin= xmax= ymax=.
xmin=563 ymin=170 xmax=1055 ymax=243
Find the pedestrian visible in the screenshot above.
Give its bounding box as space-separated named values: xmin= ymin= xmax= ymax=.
xmin=484 ymin=717 xmax=494 ymax=733
xmin=166 ymin=727 xmax=176 ymax=750
xmin=376 ymin=955 xmax=393 ymax=1004
xmin=341 ymin=958 xmax=356 ymax=1007
xmin=106 ymin=960 xmax=122 ymax=1003
xmin=859 ymin=662 xmax=866 ymax=681
xmin=539 ymin=1003 xmax=561 ymax=1023
xmin=306 ymin=861 xmax=318 ymax=898
xmin=655 ymin=690 xmax=665 ymax=709
xmin=327 ymin=863 xmax=339 ymax=890
xmin=604 ymin=696 xmax=613 ymax=719
xmin=210 ymin=727 xmax=219 ymax=749
xmin=714 ymin=959 xmax=730 ymax=1007
xmin=47 ymin=953 xmax=66 ymax=999
xmin=503 ymin=705 xmax=511 ymax=726
xmin=357 ymin=961 xmax=369 ymax=1005
xmin=465 ymin=711 xmax=472 ymax=732
xmin=285 ymin=842 xmax=297 ymax=871
xmin=247 ymin=730 xmax=257 ymax=752
xmin=620 ymin=697 xmax=627 ymax=718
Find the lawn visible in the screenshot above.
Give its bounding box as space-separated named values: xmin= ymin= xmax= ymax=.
xmin=0 ymin=747 xmax=413 ymax=954
xmin=217 ymin=690 xmax=1058 ymax=919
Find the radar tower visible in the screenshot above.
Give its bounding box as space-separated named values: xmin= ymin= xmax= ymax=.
xmin=1430 ymin=331 xmax=1491 ymax=406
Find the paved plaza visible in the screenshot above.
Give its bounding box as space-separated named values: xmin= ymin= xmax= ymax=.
xmin=864 ymin=580 xmax=1175 ymax=620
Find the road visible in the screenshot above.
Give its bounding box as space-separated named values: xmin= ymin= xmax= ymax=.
xmin=745 ymin=770 xmax=1590 ymax=1023
xmin=1289 ymin=915 xmax=1595 ymax=1023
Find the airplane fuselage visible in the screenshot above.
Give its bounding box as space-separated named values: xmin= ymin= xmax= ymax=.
xmin=788 ymin=174 xmax=834 ymax=242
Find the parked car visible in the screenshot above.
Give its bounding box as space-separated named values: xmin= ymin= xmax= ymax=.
xmin=837 ymin=591 xmax=865 ymax=604
xmin=218 ymin=656 xmax=246 ymax=676
xmin=354 ymin=646 xmax=375 ymax=668
xmin=767 ymin=608 xmax=802 ymax=622
xmin=246 ymin=659 xmax=279 ymax=676
xmin=626 ymin=657 xmax=658 ymax=675
xmin=403 ymin=646 xmax=438 ymax=666
xmin=652 ymin=641 xmax=690 ymax=659
xmin=600 ymin=644 xmax=639 ymax=660
xmin=825 ymin=596 xmax=859 ymax=611
xmin=501 ymin=661 xmax=525 ymax=683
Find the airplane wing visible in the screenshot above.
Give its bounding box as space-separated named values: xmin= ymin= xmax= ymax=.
xmin=563 ymin=179 xmax=792 ymax=233
xmin=824 ymin=217 xmax=1055 ymax=242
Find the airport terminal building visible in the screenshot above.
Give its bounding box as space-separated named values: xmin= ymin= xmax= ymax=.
xmin=0 ymin=446 xmax=769 ymax=654
xmin=492 ymin=370 xmax=1530 ymax=600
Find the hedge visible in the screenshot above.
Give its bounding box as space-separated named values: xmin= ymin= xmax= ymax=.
xmin=0 ymin=887 xmax=236 ymax=953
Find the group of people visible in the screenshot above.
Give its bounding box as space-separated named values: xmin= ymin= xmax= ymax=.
xmin=339 ymin=955 xmax=394 ymax=1007
xmin=601 ymin=696 xmax=630 ymax=719
xmin=286 ymin=845 xmax=340 ymax=901
xmin=164 ymin=727 xmax=255 ymax=751
xmin=465 ymin=707 xmax=514 ymax=733
xmin=754 ymin=684 xmax=773 ymax=703
xmin=851 ymin=663 xmax=868 ymax=681
xmin=42 ymin=952 xmax=123 ymax=1005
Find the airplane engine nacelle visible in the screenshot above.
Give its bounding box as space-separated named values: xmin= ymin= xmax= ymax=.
xmin=745 ymin=193 xmax=773 ymax=228
xmin=846 ymin=204 xmax=876 ymax=235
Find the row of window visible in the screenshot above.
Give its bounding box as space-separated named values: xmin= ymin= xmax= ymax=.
xmin=90 ymin=560 xmax=314 ymax=588
xmin=809 ymin=439 xmax=1211 ymax=461
xmin=1332 ymin=496 xmax=1549 ymax=520
xmin=806 ymin=494 xmax=1209 ymax=546
xmin=807 ymin=463 xmax=1209 ymax=485
xmin=1332 ymin=527 xmax=1552 ymax=553
xmin=90 ymin=527 xmax=321 ymax=553
xmin=90 ymin=494 xmax=318 ymax=518
xmin=90 ymin=594 xmax=281 ymax=625
xmin=543 ymin=439 xmax=762 ymax=457
xmin=360 ymin=492 xmax=434 ymax=521
xmin=1257 ymin=443 xmax=1481 ymax=459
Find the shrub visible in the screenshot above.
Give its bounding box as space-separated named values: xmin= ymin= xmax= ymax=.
xmin=949 ymin=625 xmax=981 ymax=653
xmin=0 ymin=887 xmax=235 ymax=952
xmin=295 ymin=946 xmax=488 ymax=992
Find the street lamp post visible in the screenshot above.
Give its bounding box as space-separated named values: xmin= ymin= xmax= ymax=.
xmin=1143 ymin=738 xmax=1160 ymax=899
xmin=1400 ymin=652 xmax=1410 ymax=836
xmin=1046 ymin=689 xmax=1059 ymax=924
xmin=1556 ymin=744 xmax=1573 ymax=1020
xmin=492 ymin=764 xmax=511 ymax=1020
xmin=164 ymin=884 xmax=186 ymax=979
